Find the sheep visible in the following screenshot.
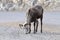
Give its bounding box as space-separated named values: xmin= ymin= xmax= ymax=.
xmin=23 ymin=5 xmax=43 ymax=34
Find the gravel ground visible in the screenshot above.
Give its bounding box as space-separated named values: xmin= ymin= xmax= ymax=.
xmin=0 ymin=26 xmax=60 ymax=40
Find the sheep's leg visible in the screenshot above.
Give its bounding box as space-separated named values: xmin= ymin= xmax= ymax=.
xmin=35 ymin=20 xmax=38 ymax=32
xmin=28 ymin=23 xmax=31 ymax=33
xmin=24 ymin=23 xmax=28 ymax=34
xmin=25 ymin=23 xmax=31 ymax=34
xmin=34 ymin=19 xmax=38 ymax=33
xmin=34 ymin=21 xmax=35 ymax=33
xmin=40 ymin=15 xmax=43 ymax=33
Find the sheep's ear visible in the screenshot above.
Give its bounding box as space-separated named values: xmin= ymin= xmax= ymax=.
xmin=23 ymin=23 xmax=28 ymax=27
xmin=19 ymin=24 xmax=23 ymax=29
xmin=29 ymin=9 xmax=30 ymax=13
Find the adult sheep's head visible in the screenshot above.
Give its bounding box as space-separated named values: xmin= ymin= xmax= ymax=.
xmin=19 ymin=22 xmax=29 ymax=34
xmin=19 ymin=22 xmax=28 ymax=30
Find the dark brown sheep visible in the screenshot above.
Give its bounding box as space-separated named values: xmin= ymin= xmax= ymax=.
xmin=24 ymin=5 xmax=43 ymax=34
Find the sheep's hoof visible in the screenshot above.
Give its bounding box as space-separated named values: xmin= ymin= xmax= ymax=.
xmin=26 ymin=32 xmax=30 ymax=34
xmin=33 ymin=31 xmax=37 ymax=34
xmin=26 ymin=31 xmax=31 ymax=34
